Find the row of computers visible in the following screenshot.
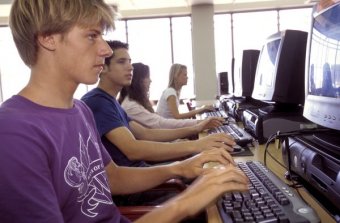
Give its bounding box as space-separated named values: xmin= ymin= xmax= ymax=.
xmin=204 ymin=1 xmax=340 ymax=222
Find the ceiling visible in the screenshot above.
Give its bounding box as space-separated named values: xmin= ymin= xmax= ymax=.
xmin=106 ymin=0 xmax=315 ymax=18
xmin=0 ymin=0 xmax=316 ymax=22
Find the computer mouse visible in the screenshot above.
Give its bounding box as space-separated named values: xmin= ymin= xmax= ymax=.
xmin=231 ymin=144 xmax=243 ymax=153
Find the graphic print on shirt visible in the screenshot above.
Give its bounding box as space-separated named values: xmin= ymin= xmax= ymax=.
xmin=64 ymin=132 xmax=113 ymax=217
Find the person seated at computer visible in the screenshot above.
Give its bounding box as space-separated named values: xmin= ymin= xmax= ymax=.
xmin=156 ymin=63 xmax=215 ymax=119
xmin=1 ymin=1 xmax=249 ymax=222
xmin=119 ymin=62 xmax=224 ymax=130
xmin=81 ymin=40 xmax=237 ymax=205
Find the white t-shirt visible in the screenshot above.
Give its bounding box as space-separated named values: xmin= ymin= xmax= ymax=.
xmin=121 ymin=96 xmax=198 ymax=129
xmin=156 ymin=87 xmax=179 ymax=118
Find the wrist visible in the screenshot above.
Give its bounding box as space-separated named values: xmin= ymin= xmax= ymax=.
xmin=168 ymin=161 xmax=184 ymax=178
xmin=193 ymin=123 xmax=202 ymax=133
xmin=189 ymin=140 xmax=200 ymax=153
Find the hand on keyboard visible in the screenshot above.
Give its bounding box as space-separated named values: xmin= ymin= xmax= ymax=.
xmin=196 ymin=116 xmax=225 ymax=132
xmin=169 ymin=164 xmax=249 ymax=219
xmin=196 ymin=132 xmax=236 ymax=153
xmin=177 ymin=148 xmax=235 ymax=179
xmin=208 ymin=123 xmax=253 ymax=147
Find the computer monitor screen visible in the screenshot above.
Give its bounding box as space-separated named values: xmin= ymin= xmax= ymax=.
xmin=234 ymin=49 xmax=260 ymax=98
xmin=303 ymin=2 xmax=340 ymax=131
xmin=252 ymin=30 xmax=308 ymax=107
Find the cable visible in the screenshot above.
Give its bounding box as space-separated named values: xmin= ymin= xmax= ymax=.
xmin=264 ymin=127 xmax=331 ymax=167
xmin=263 ymin=132 xmax=277 ymax=166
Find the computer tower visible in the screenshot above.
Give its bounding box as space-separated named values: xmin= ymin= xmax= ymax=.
xmin=218 ymin=72 xmax=229 ymax=96
xmin=282 ymin=135 xmax=340 ymax=215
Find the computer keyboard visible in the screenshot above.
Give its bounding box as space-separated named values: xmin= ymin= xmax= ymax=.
xmin=208 ymin=123 xmax=253 ymax=146
xmin=201 ymin=110 xmax=229 ymax=120
xmin=217 ymin=161 xmax=320 ymax=223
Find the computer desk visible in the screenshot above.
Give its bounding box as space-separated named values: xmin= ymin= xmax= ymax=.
xmin=193 ymin=98 xmax=336 ymax=223
xmin=204 ymin=140 xmax=337 ymax=223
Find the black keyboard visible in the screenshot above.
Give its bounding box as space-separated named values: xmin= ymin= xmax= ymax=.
xmin=208 ymin=123 xmax=253 ymax=146
xmin=201 ymin=110 xmax=229 ymax=119
xmin=217 ymin=161 xmax=320 ymax=223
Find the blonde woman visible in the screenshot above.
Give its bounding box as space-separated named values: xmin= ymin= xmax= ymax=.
xmin=157 ymin=64 xmax=214 ymax=119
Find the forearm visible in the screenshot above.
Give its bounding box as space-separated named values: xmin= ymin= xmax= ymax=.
xmin=135 ymin=187 xmax=201 ymax=223
xmin=135 ymin=198 xmax=186 ymax=223
xmin=173 ymin=109 xmax=200 ymax=119
xmin=139 ymin=127 xmax=199 ymax=141
xmin=124 ymin=140 xmax=197 ymax=161
xmin=107 ymin=162 xmax=182 ymax=195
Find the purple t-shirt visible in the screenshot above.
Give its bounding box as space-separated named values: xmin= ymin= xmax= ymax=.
xmin=0 ymin=95 xmax=130 ymax=223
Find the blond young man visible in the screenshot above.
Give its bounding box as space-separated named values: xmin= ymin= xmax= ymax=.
xmin=0 ymin=1 xmax=249 ymax=223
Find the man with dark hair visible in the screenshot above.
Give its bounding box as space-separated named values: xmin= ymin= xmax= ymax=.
xmin=82 ymin=40 xmax=236 ymax=168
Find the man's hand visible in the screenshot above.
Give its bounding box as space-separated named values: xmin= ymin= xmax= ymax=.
xmin=133 ymin=149 xmax=248 ymax=223
xmin=175 ymin=165 xmax=249 ymax=217
xmin=196 ymin=117 xmax=224 ymax=132
xmin=172 ymin=148 xmax=235 ymax=179
xmin=193 ymin=132 xmax=236 ymax=153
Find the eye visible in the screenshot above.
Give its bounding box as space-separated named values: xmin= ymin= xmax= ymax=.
xmin=88 ymin=32 xmax=100 ymax=41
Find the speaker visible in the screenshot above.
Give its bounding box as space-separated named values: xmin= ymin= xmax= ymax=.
xmin=241 ymin=49 xmax=260 ymax=97
xmin=218 ymin=72 xmax=229 ymax=96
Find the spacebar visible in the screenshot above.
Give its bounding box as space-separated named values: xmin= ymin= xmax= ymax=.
xmin=258 ymin=217 xmax=278 ymax=223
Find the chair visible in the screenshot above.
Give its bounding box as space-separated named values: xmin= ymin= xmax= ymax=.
xmin=117 ymin=178 xmax=187 ymax=221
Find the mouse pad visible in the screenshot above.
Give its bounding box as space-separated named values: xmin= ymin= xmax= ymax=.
xmin=230 ymin=146 xmax=253 ymax=156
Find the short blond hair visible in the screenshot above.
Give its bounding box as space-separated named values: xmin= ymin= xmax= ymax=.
xmin=9 ymin=0 xmax=116 ymax=66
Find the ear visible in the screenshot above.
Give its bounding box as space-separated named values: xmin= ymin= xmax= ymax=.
xmin=37 ymin=34 xmax=56 ymax=51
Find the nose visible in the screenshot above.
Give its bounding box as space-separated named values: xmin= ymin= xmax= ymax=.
xmin=128 ymin=63 xmax=133 ymax=70
xmin=101 ymin=40 xmax=113 ymax=58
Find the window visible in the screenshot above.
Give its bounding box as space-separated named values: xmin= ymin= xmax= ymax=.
xmin=0 ymin=27 xmax=29 ymax=103
xmin=214 ymin=14 xmax=233 ymax=92
xmin=172 ymin=16 xmax=194 ymax=99
xmin=279 ymin=8 xmax=313 ymax=32
xmin=233 ymin=10 xmax=279 ymax=63
xmin=127 ymin=18 xmax=172 ymax=100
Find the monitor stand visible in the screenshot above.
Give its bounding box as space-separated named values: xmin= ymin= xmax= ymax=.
xmin=243 ymin=103 xmax=314 ymax=144
xmin=259 ymin=103 xmax=304 ymax=116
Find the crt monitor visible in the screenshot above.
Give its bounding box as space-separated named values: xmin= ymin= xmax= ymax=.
xmin=251 ymin=29 xmax=308 ymax=109
xmin=303 ymin=2 xmax=340 ymax=132
xmin=234 ymin=49 xmax=260 ymax=99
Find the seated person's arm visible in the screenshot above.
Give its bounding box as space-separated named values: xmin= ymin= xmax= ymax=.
xmin=130 ymin=119 xmax=224 ymax=141
xmin=105 ymin=126 xmax=235 ymax=162
xmin=134 ymin=165 xmax=248 ymax=223
xmin=167 ymin=95 xmax=213 ymax=119
xmin=129 ymin=120 xmax=200 ymax=142
xmin=105 ymin=147 xmax=239 ymax=195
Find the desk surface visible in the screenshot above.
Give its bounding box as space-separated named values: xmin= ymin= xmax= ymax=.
xmin=206 ymin=141 xmax=337 ymax=223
